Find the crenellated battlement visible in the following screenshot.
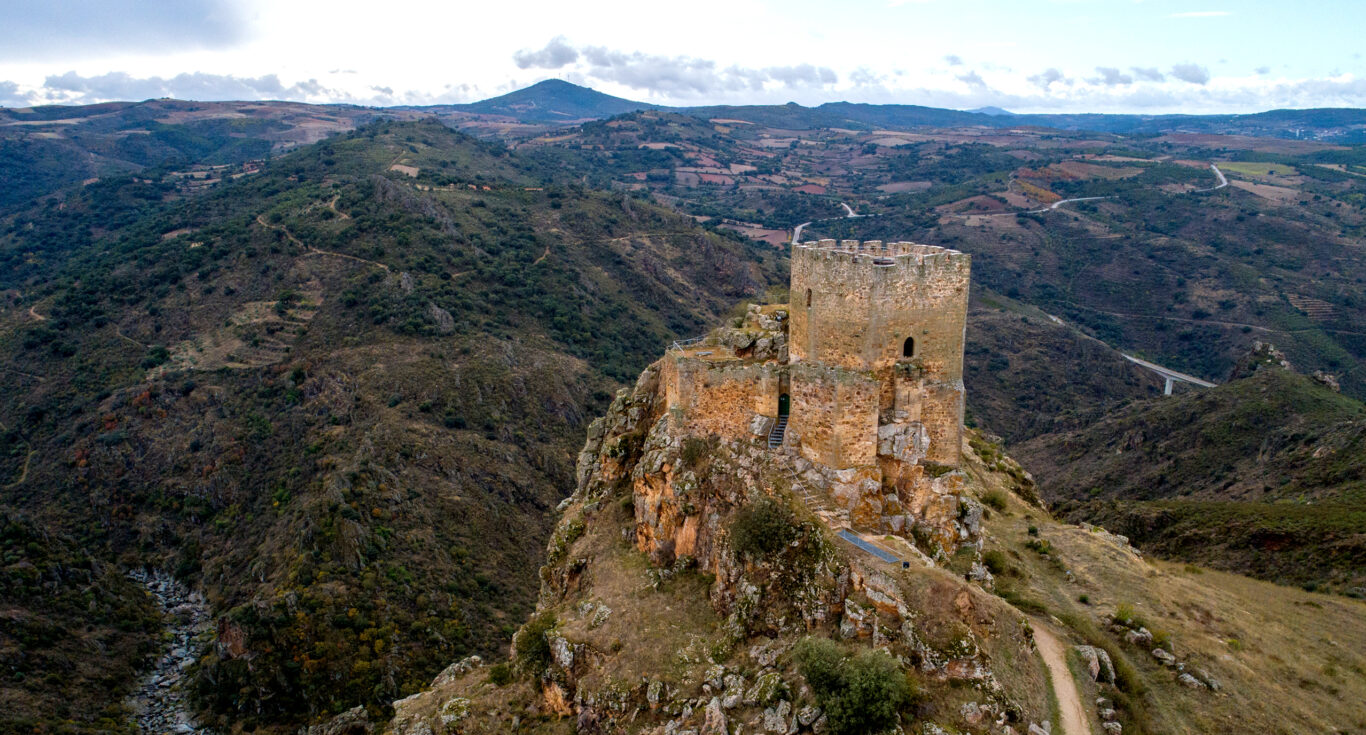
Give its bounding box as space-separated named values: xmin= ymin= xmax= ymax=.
xmin=794 ymin=239 xmax=967 ymax=267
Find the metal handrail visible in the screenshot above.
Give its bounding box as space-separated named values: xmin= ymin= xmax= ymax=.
xmin=668 ymin=335 xmax=707 ymax=352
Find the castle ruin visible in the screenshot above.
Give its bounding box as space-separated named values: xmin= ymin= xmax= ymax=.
xmin=660 ymin=238 xmax=972 ymax=543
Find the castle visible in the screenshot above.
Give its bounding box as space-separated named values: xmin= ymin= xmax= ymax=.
xmin=660 ymin=238 xmax=971 ymax=538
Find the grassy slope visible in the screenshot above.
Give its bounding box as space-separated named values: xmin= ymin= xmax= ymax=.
xmin=1013 ymin=367 xmax=1366 ymax=592
xmin=0 ymin=119 xmax=782 ymax=729
xmin=963 ymin=434 xmax=1366 ymax=735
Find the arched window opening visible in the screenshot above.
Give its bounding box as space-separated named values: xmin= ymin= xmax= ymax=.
xmin=902 ymin=337 xmax=915 ymax=358
xmin=805 ymin=289 xmax=812 ymax=307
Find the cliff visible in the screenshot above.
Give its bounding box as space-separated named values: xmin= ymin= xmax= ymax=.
xmin=381 ymin=324 xmax=1058 ymax=734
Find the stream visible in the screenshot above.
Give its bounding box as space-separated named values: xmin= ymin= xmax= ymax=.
xmin=126 ymin=569 xmax=215 ymax=734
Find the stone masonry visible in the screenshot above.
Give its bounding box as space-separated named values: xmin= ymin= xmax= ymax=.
xmin=658 ymin=239 xmax=972 ymax=543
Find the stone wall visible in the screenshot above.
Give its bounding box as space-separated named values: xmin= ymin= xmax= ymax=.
xmin=789 ymin=363 xmax=880 ymax=469
xmin=790 ymin=240 xmax=970 ymax=381
xmin=661 ymin=356 xmax=781 ymax=441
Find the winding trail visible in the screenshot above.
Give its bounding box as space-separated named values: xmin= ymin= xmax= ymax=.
xmin=255 ymin=214 xmax=389 ymax=271
xmin=791 ymin=201 xmax=866 ymax=244
xmin=27 ymin=305 xmax=46 ymax=321
xmin=4 ymin=448 xmax=35 ymax=489
xmin=126 ymin=569 xmax=214 ymax=734
xmin=1031 ymin=620 xmax=1092 ymax=735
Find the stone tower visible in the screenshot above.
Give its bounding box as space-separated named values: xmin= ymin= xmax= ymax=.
xmin=787 ymin=239 xmax=970 ymax=468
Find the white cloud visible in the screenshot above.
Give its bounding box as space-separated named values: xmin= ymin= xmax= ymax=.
xmin=513 ymin=36 xmax=580 ymax=70
xmin=1170 ymin=63 xmax=1211 ymax=84
xmin=1027 ymin=68 xmax=1070 ymax=90
xmin=509 ymin=39 xmax=838 ymax=99
xmin=1090 ymin=67 xmax=1133 ymax=86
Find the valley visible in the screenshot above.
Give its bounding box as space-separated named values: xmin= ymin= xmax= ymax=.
xmin=1 ymin=81 xmax=1365 ymax=733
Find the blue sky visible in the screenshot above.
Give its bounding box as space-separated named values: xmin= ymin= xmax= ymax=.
xmin=1 ymin=0 xmax=1363 ymax=112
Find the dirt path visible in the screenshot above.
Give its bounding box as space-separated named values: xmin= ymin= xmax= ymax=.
xmin=28 ymin=305 xmax=46 ymax=321
xmin=5 ymin=447 xmax=35 ymax=489
xmin=328 ymin=193 xmax=352 ymax=219
xmin=1031 ymin=620 xmax=1091 ymax=735
xmin=255 ymin=213 xmax=389 ymax=271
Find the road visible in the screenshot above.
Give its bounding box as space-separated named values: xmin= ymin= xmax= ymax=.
xmin=1031 ymin=620 xmax=1092 ymax=735
xmin=791 ymin=201 xmax=865 ymax=244
xmin=1122 ymin=354 xmax=1217 ymax=394
xmin=1192 ymin=163 xmax=1228 ymax=193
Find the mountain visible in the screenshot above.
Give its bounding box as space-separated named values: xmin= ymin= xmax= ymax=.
xmin=971 ymin=106 xmax=1015 ymax=116
xmin=378 ymin=325 xmax=1366 ymax=735
xmin=441 ymin=79 xmax=657 ymax=122
xmin=1015 ymin=349 xmax=1366 ymax=593
xmin=0 ymin=118 xmax=782 ymax=731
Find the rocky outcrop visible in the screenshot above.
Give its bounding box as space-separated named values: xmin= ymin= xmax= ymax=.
xmin=125 ymin=569 xmax=214 ymax=735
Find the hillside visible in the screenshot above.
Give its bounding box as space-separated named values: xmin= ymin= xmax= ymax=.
xmin=0 ymin=118 xmax=782 ymax=731
xmin=441 ymin=80 xmax=657 ymax=122
xmin=379 ymin=340 xmax=1366 ymax=735
xmin=0 ymin=99 xmax=416 ymax=212
xmin=1015 ymin=354 xmax=1366 ymax=593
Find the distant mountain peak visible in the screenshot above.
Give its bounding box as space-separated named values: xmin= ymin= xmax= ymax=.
xmin=450 ymin=79 xmax=656 ymax=123
xmin=969 ymin=106 xmax=1015 ymax=116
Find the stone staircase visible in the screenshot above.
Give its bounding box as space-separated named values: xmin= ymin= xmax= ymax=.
xmin=767 ymin=415 xmax=788 ymax=448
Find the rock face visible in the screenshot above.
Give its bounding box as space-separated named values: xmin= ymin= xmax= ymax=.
xmin=125 ymin=569 xmax=214 ymax=734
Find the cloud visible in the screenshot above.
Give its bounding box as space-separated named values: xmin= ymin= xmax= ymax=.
xmin=1255 ymin=66 xmax=1271 ymax=75
xmin=1090 ymin=67 xmax=1134 ymax=86
xmin=37 ymin=71 xmax=341 ymax=105
xmin=1130 ymin=67 xmax=1166 ymax=82
xmin=511 ymin=39 xmax=837 ymax=98
xmin=512 ymin=36 xmax=580 ymax=70
xmin=1169 ymin=63 xmax=1211 ymax=84
xmin=944 ymin=55 xmax=964 ymax=66
xmin=956 ymin=71 xmax=987 ymax=89
xmin=1168 ymin=11 xmax=1232 ymax=18
xmin=1 ymin=0 xmax=248 ymax=62
xmin=0 ymin=81 xmax=27 ymax=107
xmin=1027 ymin=68 xmax=1070 ymax=90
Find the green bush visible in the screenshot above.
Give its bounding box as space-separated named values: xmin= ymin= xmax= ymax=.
xmin=982 ymin=549 xmax=1009 ymax=576
xmin=512 ymin=611 xmax=556 ymax=675
xmin=487 ymin=662 xmax=513 ymax=687
xmin=730 ymin=498 xmax=799 ymax=560
xmin=982 ymin=489 xmax=1008 ymax=512
xmin=794 ymin=637 xmax=913 ymax=735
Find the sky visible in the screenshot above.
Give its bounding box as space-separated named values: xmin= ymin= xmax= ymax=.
xmin=1 ymin=0 xmax=1364 ymax=113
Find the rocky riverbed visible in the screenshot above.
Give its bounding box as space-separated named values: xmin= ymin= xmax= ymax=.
xmin=126 ymin=569 xmax=214 ymax=734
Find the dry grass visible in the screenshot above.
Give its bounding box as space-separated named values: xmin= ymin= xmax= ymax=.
xmin=963 ymin=434 xmax=1366 ymax=734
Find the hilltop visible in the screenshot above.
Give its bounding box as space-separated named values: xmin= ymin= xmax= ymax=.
xmin=437 ymin=79 xmax=658 ymax=122
xmin=380 ymin=317 xmax=1366 ymax=734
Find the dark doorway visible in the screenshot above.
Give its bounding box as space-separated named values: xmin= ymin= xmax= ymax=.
xmin=903 ymin=337 xmax=915 ymax=358
xmin=805 ymin=289 xmax=812 ymax=307
xmin=778 ymin=393 xmax=790 ymax=417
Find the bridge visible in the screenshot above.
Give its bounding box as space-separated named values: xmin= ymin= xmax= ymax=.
xmin=1122 ymin=354 xmax=1217 ymax=395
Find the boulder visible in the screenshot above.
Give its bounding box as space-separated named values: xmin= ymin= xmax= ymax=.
xmin=960 ymin=701 xmax=984 ymax=725
xmin=1151 ymin=648 xmax=1176 ymax=666
xmin=701 ymin=697 xmax=728 ymax=735
xmin=1102 ymin=723 xmax=1122 ymax=734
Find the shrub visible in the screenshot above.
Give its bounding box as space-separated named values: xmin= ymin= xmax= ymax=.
xmin=680 ymin=437 xmax=709 ymax=469
xmin=795 ymin=638 xmax=913 ymax=735
xmin=512 ymin=611 xmax=556 ymax=675
xmin=982 ymin=489 xmax=1008 ymax=511
xmin=730 ymin=498 xmax=799 ymax=560
xmin=488 ymin=662 xmax=513 ymax=687
xmin=982 ymin=549 xmax=1009 ymax=576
